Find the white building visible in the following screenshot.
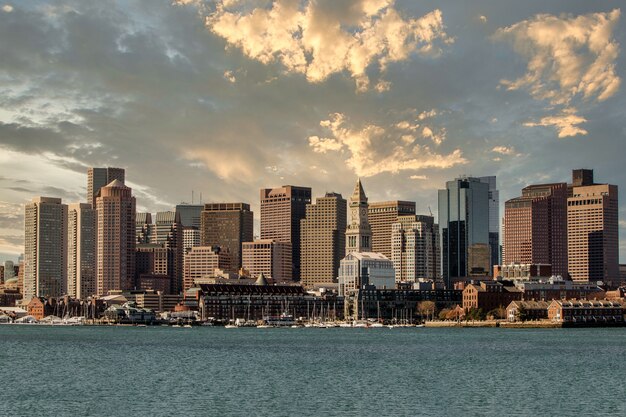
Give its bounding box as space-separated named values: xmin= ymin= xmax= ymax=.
xmin=338 ymin=252 xmax=395 ymax=296
xmin=391 ymin=215 xmax=439 ymax=283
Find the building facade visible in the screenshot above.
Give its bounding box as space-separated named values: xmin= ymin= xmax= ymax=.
xmin=368 ymin=201 xmax=415 ymax=260
xmin=96 ymin=180 xmax=136 ymax=296
xmin=503 ymin=182 xmax=568 ymax=277
xmin=24 ymin=197 xmax=68 ymax=299
xmin=67 ymin=203 xmax=95 ymax=299
xmin=183 ymin=246 xmax=231 ymax=290
xmin=242 ymin=240 xmax=292 ymax=283
xmin=200 ymin=203 xmax=253 ymax=272
xmin=438 ymin=177 xmax=490 ymax=287
xmin=175 ymin=204 xmax=204 ymax=229
xmin=260 ymin=185 xmax=311 ymax=281
xmin=391 ymin=215 xmax=440 ymax=283
xmin=345 ymin=179 xmax=372 ymax=254
xmin=87 ymin=167 xmax=125 ymax=207
xmin=478 ymin=176 xmax=500 ymax=270
xmin=338 ymin=252 xmax=395 ymax=296
xmin=135 ymin=212 xmax=153 ymax=244
xmin=567 ymin=170 xmax=619 ymax=283
xmin=153 ymin=211 xmax=184 ymax=293
xmin=300 ymin=192 xmax=347 ymax=288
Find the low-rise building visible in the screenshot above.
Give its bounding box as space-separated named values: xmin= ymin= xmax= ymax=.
xmin=548 ymin=299 xmax=624 ymax=325
xmin=515 ymin=278 xmax=604 ymax=301
xmin=344 ymin=288 xmax=461 ymax=321
xmin=27 ymin=297 xmax=54 ymax=320
xmin=506 ymin=300 xmax=550 ymax=322
xmin=463 ymin=281 xmax=523 ymax=313
xmin=494 ymin=263 xmax=552 ymax=280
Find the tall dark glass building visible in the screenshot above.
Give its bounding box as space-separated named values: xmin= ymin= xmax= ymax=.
xmin=438 ymin=177 xmax=490 ymax=288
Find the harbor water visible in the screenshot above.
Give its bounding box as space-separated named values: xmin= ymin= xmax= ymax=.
xmin=1 ymin=326 xmax=625 ymax=416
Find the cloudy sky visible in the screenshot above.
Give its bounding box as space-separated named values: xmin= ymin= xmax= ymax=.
xmin=0 ymin=0 xmax=624 ymax=263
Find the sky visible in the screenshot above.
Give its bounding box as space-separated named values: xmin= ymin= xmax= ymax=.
xmin=0 ymin=0 xmax=625 ymax=263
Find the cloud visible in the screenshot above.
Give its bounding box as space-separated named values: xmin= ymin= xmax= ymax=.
xmin=409 ymin=174 xmax=428 ymax=180
xmin=523 ymin=109 xmax=588 ymax=138
xmin=491 ymin=146 xmax=515 ymax=155
xmin=307 ymin=112 xmax=466 ymax=177
xmin=223 ymin=70 xmax=237 ymax=83
xmin=421 ymin=126 xmax=446 ymax=145
xmin=202 ymin=0 xmax=452 ymax=91
xmin=2 ymin=4 xmax=12 ymax=13
xmin=479 ymin=15 xmax=487 ymax=24
xmin=495 ymin=9 xmax=621 ymax=137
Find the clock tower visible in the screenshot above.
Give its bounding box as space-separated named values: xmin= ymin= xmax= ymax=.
xmin=345 ymin=178 xmax=372 ymax=254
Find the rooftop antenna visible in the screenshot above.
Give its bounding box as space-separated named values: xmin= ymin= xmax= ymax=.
xmin=428 ymin=206 xmax=433 ymax=217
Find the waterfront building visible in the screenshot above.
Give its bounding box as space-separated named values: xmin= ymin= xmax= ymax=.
xmin=503 ymin=182 xmax=568 ymax=277
xmin=200 ymin=203 xmax=253 ymax=271
xmin=391 ymin=215 xmax=440 ymax=283
xmin=260 ymin=185 xmax=311 ymax=281
xmin=343 ymin=288 xmax=462 ymax=322
xmin=300 ymin=192 xmax=347 ymax=288
xmin=24 ymin=197 xmax=68 ymax=299
xmin=192 ymin=283 xmax=343 ymax=322
xmin=368 ymin=201 xmax=415 ymax=260
xmin=135 ymin=212 xmax=153 ymax=244
xmin=153 ymin=211 xmax=184 ymax=293
xmin=438 ymin=177 xmax=490 ymax=287
xmin=136 ymin=244 xmax=171 ymax=292
xmin=547 ymin=299 xmax=624 ymax=324
xmin=242 ymin=240 xmax=292 ymax=283
xmin=67 ymin=203 xmax=96 ymax=299
xmin=175 ymin=203 xmax=204 ymax=229
xmin=96 ymin=180 xmax=136 ymax=296
xmin=87 ymin=167 xmax=125 ymax=207
xmin=183 ymin=246 xmax=231 ymax=290
xmin=505 ymin=300 xmax=550 ymax=322
xmin=567 ymin=169 xmax=619 ymax=283
xmin=462 ymin=281 xmax=522 ymax=313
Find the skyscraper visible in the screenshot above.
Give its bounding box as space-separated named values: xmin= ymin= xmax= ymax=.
xmin=478 ymin=176 xmax=500 ymax=271
xmin=175 ymin=204 xmax=204 ymax=229
xmin=87 ymin=167 xmax=125 ymax=207
xmin=391 ymin=215 xmax=440 ymax=283
xmin=438 ymin=177 xmax=490 ymax=287
xmin=242 ymin=240 xmax=292 ymax=283
xmin=24 ymin=197 xmax=68 ymax=299
xmin=300 ymin=192 xmax=347 ymax=288
xmin=96 ymin=180 xmax=136 ymax=295
xmin=67 ymin=203 xmax=96 ymax=299
xmin=503 ymin=183 xmax=568 ymax=277
xmin=260 ymin=185 xmax=311 ymax=281
xmin=368 ymin=201 xmax=416 ymax=259
xmin=183 ymin=246 xmax=231 ymax=290
xmin=200 ymin=203 xmax=253 ymax=271
xmin=345 ymin=179 xmax=372 ymax=254
xmin=567 ymin=169 xmax=619 ymax=283
xmin=153 ymin=211 xmax=184 ymax=293
xmin=136 ymin=212 xmax=153 ymax=244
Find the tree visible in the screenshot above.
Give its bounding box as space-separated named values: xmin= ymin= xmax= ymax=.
xmin=487 ymin=307 xmax=506 ymax=320
xmin=418 ymin=301 xmax=437 ymax=321
xmin=438 ymin=308 xmax=451 ymax=320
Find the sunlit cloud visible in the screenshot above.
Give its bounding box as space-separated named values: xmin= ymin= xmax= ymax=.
xmin=523 ymin=109 xmax=588 ymax=138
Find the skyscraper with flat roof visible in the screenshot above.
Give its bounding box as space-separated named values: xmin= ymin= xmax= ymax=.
xmin=391 ymin=215 xmax=440 ymax=282
xmin=96 ymin=180 xmax=136 ymax=295
xmin=477 ymin=176 xmax=500 ymax=271
xmin=503 ymin=183 xmax=568 ymax=277
xmin=87 ymin=167 xmax=125 ymax=207
xmin=242 ymin=240 xmax=292 ymax=283
xmin=300 ymin=192 xmax=347 ymax=288
xmin=201 ymin=203 xmax=253 ymax=271
xmin=368 ymin=201 xmax=416 ymax=260
xmin=153 ymin=211 xmax=184 ymax=293
xmin=24 ymin=197 xmax=68 ymax=299
xmin=567 ymin=170 xmax=618 ymax=283
xmin=260 ymin=185 xmax=311 ymax=281
xmin=67 ymin=203 xmax=95 ymax=299
xmin=438 ymin=177 xmax=490 ymax=287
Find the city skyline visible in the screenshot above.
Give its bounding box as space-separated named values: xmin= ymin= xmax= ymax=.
xmin=0 ymin=1 xmax=625 ymax=263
